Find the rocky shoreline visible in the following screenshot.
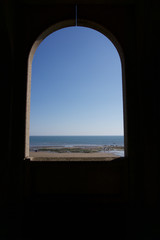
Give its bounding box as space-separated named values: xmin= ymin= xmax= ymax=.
xmin=30 ymin=145 xmax=124 ymax=154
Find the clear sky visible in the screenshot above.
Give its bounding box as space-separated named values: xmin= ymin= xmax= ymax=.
xmin=30 ymin=26 xmax=124 ymax=136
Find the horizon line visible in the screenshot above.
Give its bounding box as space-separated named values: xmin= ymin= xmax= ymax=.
xmin=30 ymin=135 xmax=124 ymax=137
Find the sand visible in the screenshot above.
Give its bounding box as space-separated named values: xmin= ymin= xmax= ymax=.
xmin=30 ymin=151 xmax=118 ymax=158
xmin=29 ymin=150 xmax=120 ymax=162
xmin=29 ymin=145 xmax=123 ymax=161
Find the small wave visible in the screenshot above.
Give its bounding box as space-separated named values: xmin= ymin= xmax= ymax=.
xmin=110 ymin=150 xmax=124 ymax=157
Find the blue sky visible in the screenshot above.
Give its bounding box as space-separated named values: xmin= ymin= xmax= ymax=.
xmin=30 ymin=26 xmax=124 ymax=136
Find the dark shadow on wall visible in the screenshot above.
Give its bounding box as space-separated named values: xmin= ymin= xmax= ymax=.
xmin=1 ymin=1 xmax=160 ymax=239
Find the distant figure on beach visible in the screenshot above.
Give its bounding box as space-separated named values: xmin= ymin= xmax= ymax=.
xmin=104 ymin=146 xmax=109 ymax=152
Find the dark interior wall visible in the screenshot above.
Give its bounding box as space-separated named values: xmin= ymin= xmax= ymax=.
xmin=1 ymin=0 xmax=160 ymax=238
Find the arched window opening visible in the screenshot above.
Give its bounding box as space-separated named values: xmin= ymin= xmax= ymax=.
xmin=25 ymin=23 xmax=126 ymax=160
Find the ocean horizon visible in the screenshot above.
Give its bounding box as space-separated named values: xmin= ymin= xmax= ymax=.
xmin=30 ymin=135 xmax=124 ymax=147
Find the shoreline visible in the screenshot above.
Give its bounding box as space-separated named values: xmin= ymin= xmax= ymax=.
xmin=29 ymin=145 xmax=124 ymax=158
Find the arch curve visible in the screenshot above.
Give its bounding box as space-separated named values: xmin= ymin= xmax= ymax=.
xmin=25 ymin=19 xmax=127 ymax=157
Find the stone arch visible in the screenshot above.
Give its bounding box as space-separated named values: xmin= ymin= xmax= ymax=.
xmin=25 ymin=19 xmax=127 ymax=158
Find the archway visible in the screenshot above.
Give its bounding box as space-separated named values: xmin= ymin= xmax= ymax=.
xmin=25 ymin=20 xmax=127 ymax=159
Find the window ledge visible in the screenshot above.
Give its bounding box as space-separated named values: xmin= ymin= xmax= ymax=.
xmin=24 ymin=156 xmax=125 ymax=162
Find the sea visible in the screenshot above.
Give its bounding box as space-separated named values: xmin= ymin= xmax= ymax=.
xmin=30 ymin=135 xmax=124 ymax=147
xmin=30 ymin=135 xmax=124 ymax=156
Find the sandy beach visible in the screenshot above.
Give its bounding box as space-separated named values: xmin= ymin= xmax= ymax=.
xmin=29 ymin=145 xmax=123 ymax=161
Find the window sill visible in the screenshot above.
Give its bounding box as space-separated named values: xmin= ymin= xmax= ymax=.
xmin=25 ymin=156 xmax=125 ymax=162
